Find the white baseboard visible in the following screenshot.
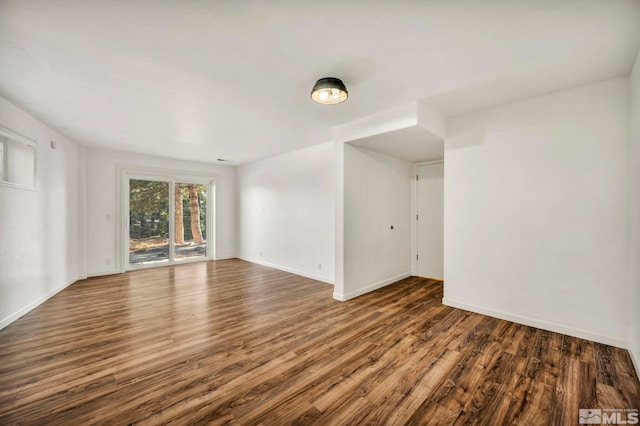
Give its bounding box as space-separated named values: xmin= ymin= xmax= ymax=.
xmin=629 ymin=345 xmax=640 ymax=380
xmin=442 ymin=297 xmax=628 ymax=349
xmin=88 ymin=258 xmax=238 ymax=278
xmin=333 ymin=272 xmax=411 ymax=301
xmin=0 ymin=276 xmax=80 ymax=330
xmin=87 ymin=270 xmax=121 ymax=278
xmin=214 ymin=256 xmax=236 ymax=261
xmin=240 ymin=257 xmax=334 ymax=285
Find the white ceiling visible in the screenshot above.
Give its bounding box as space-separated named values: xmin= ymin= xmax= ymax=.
xmin=348 ymin=126 xmax=443 ymax=163
xmin=1 ymin=1 xmax=639 ymax=165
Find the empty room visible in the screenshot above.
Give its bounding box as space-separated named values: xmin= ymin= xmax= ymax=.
xmin=1 ymin=1 xmax=639 ymax=424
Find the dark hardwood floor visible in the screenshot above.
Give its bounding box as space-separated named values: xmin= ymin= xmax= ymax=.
xmin=0 ymin=259 xmax=638 ymax=425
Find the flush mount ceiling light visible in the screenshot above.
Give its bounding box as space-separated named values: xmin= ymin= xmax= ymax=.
xmin=311 ymin=77 xmax=348 ymax=105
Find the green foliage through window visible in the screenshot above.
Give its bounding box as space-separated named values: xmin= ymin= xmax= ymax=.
xmin=129 ymin=180 xmax=207 ymax=241
xmin=129 ymin=180 xmax=170 ymax=239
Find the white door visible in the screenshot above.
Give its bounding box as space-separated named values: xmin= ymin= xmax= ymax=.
xmin=416 ymin=163 xmax=444 ymax=279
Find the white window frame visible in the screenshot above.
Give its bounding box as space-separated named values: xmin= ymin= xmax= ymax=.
xmin=117 ymin=165 xmax=217 ymax=272
xmin=0 ymin=121 xmax=37 ymax=191
xmin=0 ymin=137 xmax=6 ymax=182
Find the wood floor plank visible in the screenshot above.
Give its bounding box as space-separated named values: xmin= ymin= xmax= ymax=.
xmin=0 ymin=259 xmax=638 ymax=424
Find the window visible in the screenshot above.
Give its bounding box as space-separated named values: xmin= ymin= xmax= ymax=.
xmin=0 ymin=123 xmax=37 ymax=190
xmin=119 ymin=166 xmax=216 ymax=271
xmin=0 ymin=138 xmax=5 ymax=181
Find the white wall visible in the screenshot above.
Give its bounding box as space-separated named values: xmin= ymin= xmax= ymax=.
xmin=338 ymin=144 xmax=413 ymax=300
xmin=629 ymin=49 xmax=640 ymax=373
xmin=85 ymin=147 xmax=236 ymax=276
xmin=416 ymin=162 xmax=444 ymax=279
xmin=237 ymin=142 xmax=335 ymax=283
xmin=0 ymin=97 xmax=82 ymax=328
xmin=443 ymin=77 xmax=630 ymax=347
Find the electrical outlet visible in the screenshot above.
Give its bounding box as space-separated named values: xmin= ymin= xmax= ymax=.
xmin=318 ymin=263 xmax=322 ymax=270
xmin=105 ymin=258 xmax=111 ymax=265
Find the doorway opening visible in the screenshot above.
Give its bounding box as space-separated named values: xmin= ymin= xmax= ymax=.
xmin=415 ymin=161 xmax=444 ymax=279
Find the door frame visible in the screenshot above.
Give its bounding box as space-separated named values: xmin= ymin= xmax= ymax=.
xmin=116 ymin=165 xmax=217 ymax=272
xmin=411 ymin=160 xmax=444 ymax=277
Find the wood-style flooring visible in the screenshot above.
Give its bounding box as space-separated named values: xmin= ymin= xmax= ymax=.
xmin=0 ymin=259 xmax=638 ymax=425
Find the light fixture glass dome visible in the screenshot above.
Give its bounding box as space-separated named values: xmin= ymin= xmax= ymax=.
xmin=311 ymin=77 xmax=348 ymax=105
